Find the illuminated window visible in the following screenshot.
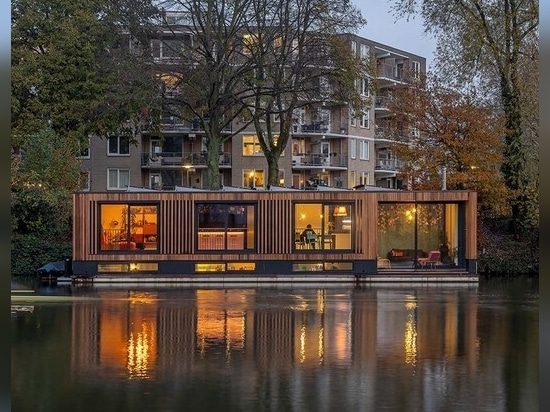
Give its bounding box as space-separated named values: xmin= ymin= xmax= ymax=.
xmin=195 ymin=263 xmax=226 ymax=272
xmin=227 ymin=262 xmax=256 ymax=271
xmin=197 ymin=203 xmax=256 ymax=251
xmin=97 ymin=262 xmax=159 ymax=273
xmin=243 ymin=135 xmax=263 ymax=155
xmin=242 ymin=33 xmax=258 ymax=55
xmin=294 ymin=203 xmax=354 ymax=251
xmin=100 ymin=204 xmax=158 ymax=252
xmin=243 ymin=169 xmax=264 ymax=188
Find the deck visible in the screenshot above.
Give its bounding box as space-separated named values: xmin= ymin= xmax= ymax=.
xmin=60 ymin=270 xmax=477 ymax=285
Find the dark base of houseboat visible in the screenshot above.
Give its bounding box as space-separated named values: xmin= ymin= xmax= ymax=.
xmin=71 ymin=259 xmax=477 ymax=283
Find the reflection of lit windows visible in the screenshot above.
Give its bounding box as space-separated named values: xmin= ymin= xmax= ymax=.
xmin=196 ymin=290 xmax=247 ymax=355
xmin=404 ymin=296 xmax=417 ymax=366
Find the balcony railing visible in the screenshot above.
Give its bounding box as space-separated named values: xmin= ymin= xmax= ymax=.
xmin=142 ymin=152 xmax=232 ymax=167
xmin=159 ymin=117 xmax=232 ymax=133
xmin=375 ymin=158 xmax=402 ymax=171
xmin=376 ymin=62 xmax=403 ymax=81
xmin=374 ymin=96 xmax=392 ymax=110
xmin=292 ymin=153 xmax=348 ymax=168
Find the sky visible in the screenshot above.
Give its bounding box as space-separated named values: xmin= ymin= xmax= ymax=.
xmin=353 ymin=0 xmax=438 ymax=70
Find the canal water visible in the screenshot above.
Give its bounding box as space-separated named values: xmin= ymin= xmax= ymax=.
xmin=11 ymin=277 xmax=538 ymax=412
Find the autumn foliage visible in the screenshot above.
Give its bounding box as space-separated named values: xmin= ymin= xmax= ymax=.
xmin=388 ymin=77 xmax=511 ymax=218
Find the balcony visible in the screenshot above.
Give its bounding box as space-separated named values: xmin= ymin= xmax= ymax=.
xmin=292 ymin=153 xmax=348 ymax=169
xmin=159 ymin=117 xmax=232 ymax=133
xmin=141 ymin=152 xmax=232 ymax=168
xmin=376 ymin=62 xmax=404 ymax=83
xmin=374 ymin=157 xmax=402 ymax=172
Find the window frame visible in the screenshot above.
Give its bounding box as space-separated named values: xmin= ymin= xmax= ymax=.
xmin=294 ymin=202 xmax=354 ymax=251
xmin=107 ymin=135 xmax=130 ymax=156
xmin=196 ymin=202 xmax=256 ymax=252
xmin=359 ymin=140 xmax=369 ymax=160
xmin=99 ymin=203 xmax=159 ymax=252
xmin=107 ymin=168 xmax=130 ymax=190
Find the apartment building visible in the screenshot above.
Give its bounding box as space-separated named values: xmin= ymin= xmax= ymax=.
xmin=78 ymin=26 xmax=426 ymax=192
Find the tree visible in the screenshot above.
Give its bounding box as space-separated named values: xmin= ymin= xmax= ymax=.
xmin=149 ymin=0 xmax=263 ymax=189
xmin=389 ymin=76 xmax=510 ymax=217
xmin=11 ymin=0 xmax=161 ymax=274
xmin=238 ymin=0 xmax=366 ymax=187
xmin=11 ymin=0 xmax=162 ymax=148
xmin=11 ymin=129 xmax=80 ymax=275
xmin=391 ymin=0 xmax=539 ymax=236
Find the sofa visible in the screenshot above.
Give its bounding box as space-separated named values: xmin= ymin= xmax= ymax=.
xmin=387 ymin=248 xmax=427 ymax=262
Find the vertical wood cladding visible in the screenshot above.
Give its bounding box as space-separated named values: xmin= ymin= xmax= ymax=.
xmin=73 ymin=190 xmax=477 ymax=263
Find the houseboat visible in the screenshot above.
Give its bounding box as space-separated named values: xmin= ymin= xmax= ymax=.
xmin=71 ymin=187 xmax=478 ymax=283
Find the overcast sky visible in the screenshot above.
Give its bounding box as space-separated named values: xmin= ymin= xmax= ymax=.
xmin=354 ymin=0 xmax=437 ymax=70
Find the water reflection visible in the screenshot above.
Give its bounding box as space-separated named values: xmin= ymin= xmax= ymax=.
xmin=11 ymin=281 xmax=538 ymax=412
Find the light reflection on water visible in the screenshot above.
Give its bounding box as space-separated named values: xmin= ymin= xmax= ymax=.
xmin=11 ymin=279 xmax=538 ymax=412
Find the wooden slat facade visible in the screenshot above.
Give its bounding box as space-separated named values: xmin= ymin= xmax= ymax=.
xmin=72 ymin=189 xmax=477 ymax=277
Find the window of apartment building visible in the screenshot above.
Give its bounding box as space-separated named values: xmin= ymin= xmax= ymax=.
xmin=107 ymin=168 xmax=130 ymax=190
xmin=350 ymin=40 xmax=357 ymax=56
xmin=412 ymin=61 xmax=421 ymax=79
xmin=360 ymin=109 xmax=370 ymax=129
xmin=318 ymin=76 xmax=330 ymax=97
xmin=360 ymin=171 xmax=370 ymax=186
xmin=243 ymin=169 xmax=264 ymax=188
xmin=79 ymin=171 xmax=90 ymax=191
xmin=197 ymin=203 xmax=256 ymax=251
xmin=278 ymin=169 xmax=285 ymax=186
xmin=150 ymin=173 xmax=161 ymax=190
xmin=360 ymin=77 xmax=370 ymax=96
xmin=100 ymin=204 xmax=158 ymax=252
xmin=359 ymin=140 xmax=369 ymax=160
xmin=293 ymin=107 xmax=306 ymax=125
xmin=350 ymin=138 xmax=356 ymax=159
xmin=77 ymin=137 xmax=90 ymax=158
xmin=108 ymin=135 xmax=130 ymax=155
xmin=360 ymin=44 xmax=370 ymax=59
xmin=318 ymin=108 xmax=331 ymax=127
xmin=242 ymin=33 xmax=259 ymax=55
xmin=294 ymin=203 xmax=353 ymax=251
xmin=243 ymin=135 xmax=263 ymax=156
xmin=350 ymin=108 xmax=357 ymax=127
xmin=151 ymin=38 xmax=187 ymax=60
xmin=349 ymin=171 xmax=356 ymax=188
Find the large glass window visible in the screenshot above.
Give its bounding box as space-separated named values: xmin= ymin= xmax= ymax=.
xmin=197 ymin=203 xmax=255 ymax=251
xmin=294 ymin=203 xmax=353 ymax=251
xmin=100 ymin=204 xmax=158 ymax=251
xmin=377 ymin=203 xmax=460 ymax=268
